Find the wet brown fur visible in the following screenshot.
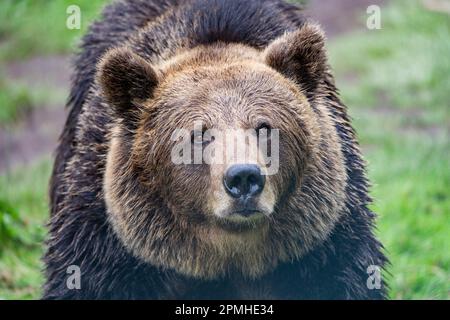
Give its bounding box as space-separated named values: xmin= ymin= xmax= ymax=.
xmin=44 ymin=0 xmax=387 ymax=299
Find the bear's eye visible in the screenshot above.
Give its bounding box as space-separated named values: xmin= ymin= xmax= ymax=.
xmin=191 ymin=130 xmax=214 ymax=146
xmin=191 ymin=131 xmax=204 ymax=145
xmin=256 ymin=123 xmax=272 ymax=136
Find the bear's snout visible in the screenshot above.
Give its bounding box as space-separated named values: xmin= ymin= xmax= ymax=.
xmin=223 ymin=164 xmax=265 ymax=200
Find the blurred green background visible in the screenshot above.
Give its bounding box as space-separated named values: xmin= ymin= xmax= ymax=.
xmin=0 ymin=0 xmax=449 ymax=299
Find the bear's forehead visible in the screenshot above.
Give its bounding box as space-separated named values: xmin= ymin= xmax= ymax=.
xmin=154 ymin=43 xmax=303 ymax=101
xmin=142 ymin=43 xmax=308 ymax=127
xmin=156 ymin=68 xmax=299 ymax=113
xmin=159 ymin=62 xmax=299 ymax=101
xmin=147 ymin=76 xmax=305 ymax=132
xmin=159 ymin=43 xmax=262 ymax=71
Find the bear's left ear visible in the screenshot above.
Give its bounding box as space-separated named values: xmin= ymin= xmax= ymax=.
xmin=264 ymin=23 xmax=327 ymax=99
xmin=96 ymin=47 xmax=159 ymax=127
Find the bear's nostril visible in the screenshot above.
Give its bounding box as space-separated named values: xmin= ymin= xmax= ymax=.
xmin=223 ymin=164 xmax=265 ymax=198
xmin=231 ymin=176 xmax=241 ymax=187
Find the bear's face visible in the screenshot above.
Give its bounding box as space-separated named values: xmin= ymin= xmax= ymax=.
xmin=98 ymin=24 xmax=347 ymax=279
xmin=135 ymin=57 xmax=317 ymax=227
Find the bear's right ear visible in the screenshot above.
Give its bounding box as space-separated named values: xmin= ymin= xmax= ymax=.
xmin=96 ymin=47 xmax=159 ymax=126
xmin=263 ymin=23 xmax=327 ymax=99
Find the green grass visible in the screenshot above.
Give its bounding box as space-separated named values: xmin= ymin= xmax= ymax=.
xmin=0 ymin=0 xmax=108 ymax=123
xmin=0 ymin=158 xmax=51 ymax=299
xmin=0 ymin=80 xmax=33 ymax=124
xmin=0 ymin=0 xmax=106 ymax=60
xmin=329 ymin=0 xmax=450 ymax=299
xmin=330 ymin=0 xmax=450 ymax=120
xmin=0 ymin=77 xmax=68 ymax=125
xmin=0 ymin=0 xmax=449 ymax=299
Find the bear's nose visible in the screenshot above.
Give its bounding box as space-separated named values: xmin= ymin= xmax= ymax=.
xmin=223 ymin=164 xmax=265 ymax=199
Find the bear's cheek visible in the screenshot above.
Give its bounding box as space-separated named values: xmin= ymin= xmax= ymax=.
xmin=163 ymin=164 xmax=212 ymax=215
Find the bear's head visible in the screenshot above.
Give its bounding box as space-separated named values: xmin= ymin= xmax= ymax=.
xmin=97 ymin=23 xmax=347 ymax=279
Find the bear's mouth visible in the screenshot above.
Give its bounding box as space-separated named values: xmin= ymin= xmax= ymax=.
xmin=231 ymin=208 xmax=262 ymax=216
xmin=213 ymin=209 xmax=269 ymax=232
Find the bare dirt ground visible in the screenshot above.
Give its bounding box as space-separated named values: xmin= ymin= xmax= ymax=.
xmin=1 ymin=56 xmax=69 ymax=172
xmin=0 ymin=0 xmax=387 ymax=173
xmin=304 ymin=0 xmax=386 ymax=37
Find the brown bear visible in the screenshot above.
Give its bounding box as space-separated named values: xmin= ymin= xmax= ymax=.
xmin=44 ymin=0 xmax=388 ymax=299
